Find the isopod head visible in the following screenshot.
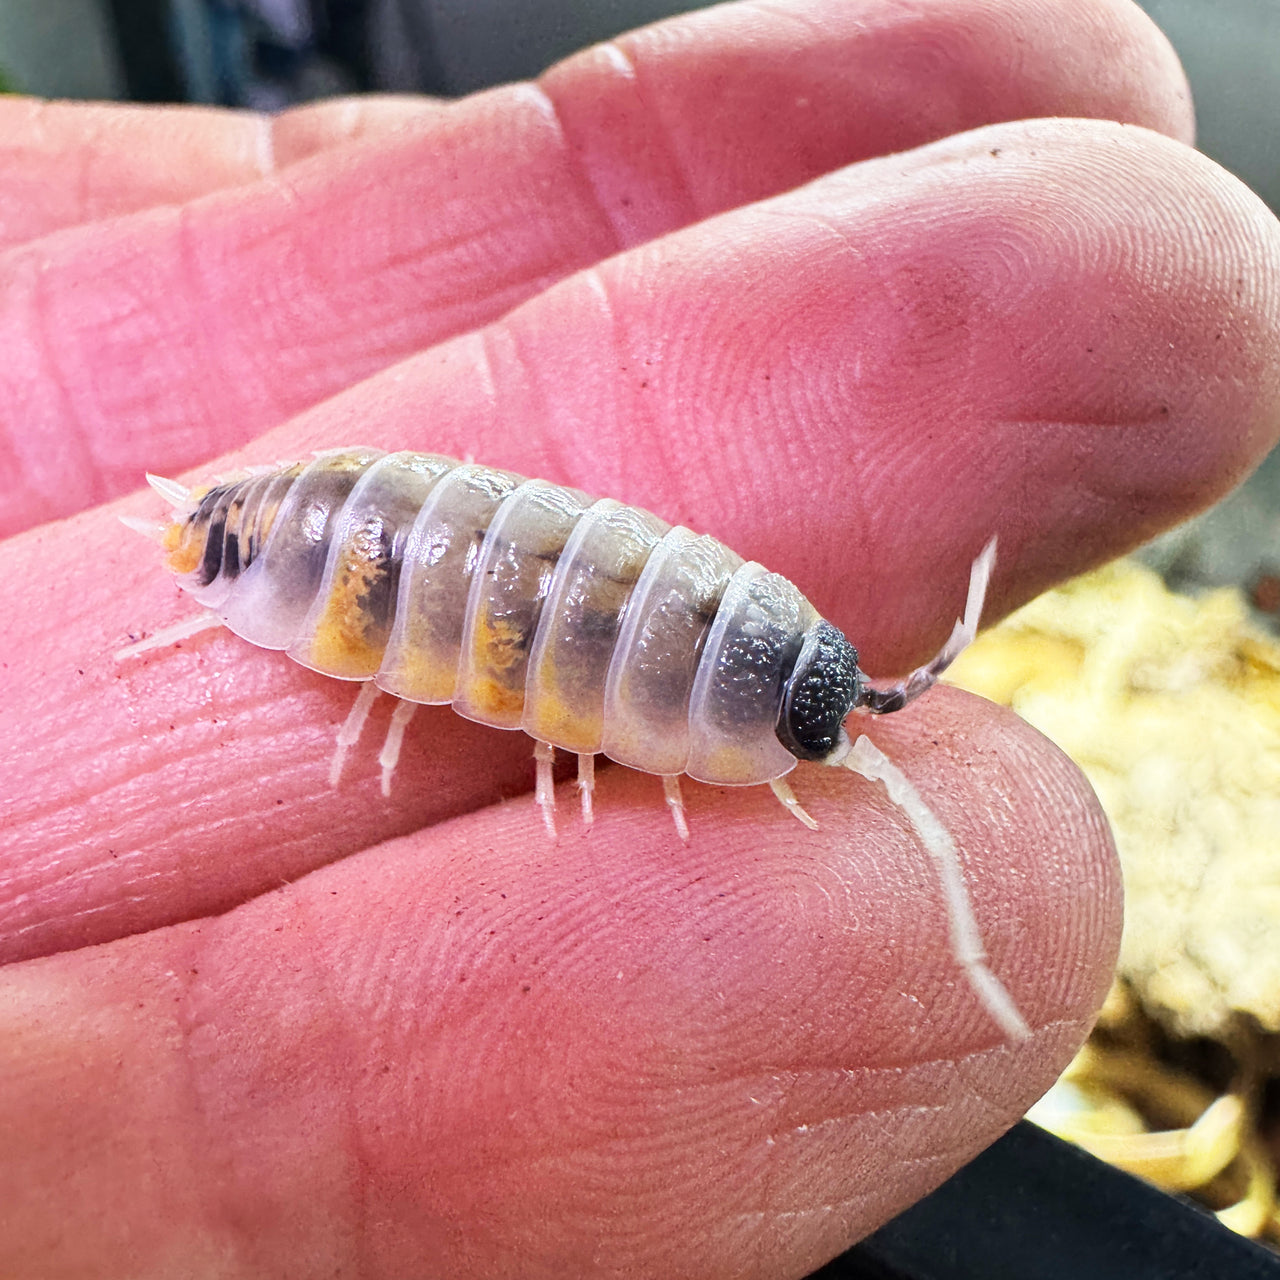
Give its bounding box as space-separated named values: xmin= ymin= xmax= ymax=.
xmin=775 ymin=621 xmax=862 ymax=764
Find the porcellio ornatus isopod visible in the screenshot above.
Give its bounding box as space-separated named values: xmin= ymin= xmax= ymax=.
xmin=119 ymin=447 xmax=1028 ymax=1041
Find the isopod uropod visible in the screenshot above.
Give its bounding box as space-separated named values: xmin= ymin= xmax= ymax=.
xmin=120 ymin=447 xmax=1028 ymax=1042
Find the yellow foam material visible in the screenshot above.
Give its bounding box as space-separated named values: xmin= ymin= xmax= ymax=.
xmin=948 ymin=557 xmax=1280 ymax=1037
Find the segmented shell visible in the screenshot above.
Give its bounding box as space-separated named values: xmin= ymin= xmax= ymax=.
xmin=164 ymin=450 xmax=820 ymax=785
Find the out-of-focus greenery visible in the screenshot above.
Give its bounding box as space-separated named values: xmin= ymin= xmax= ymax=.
xmin=0 ymin=66 xmax=15 ymax=93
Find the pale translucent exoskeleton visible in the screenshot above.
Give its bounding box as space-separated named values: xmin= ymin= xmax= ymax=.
xmin=119 ymin=450 xmax=1025 ymax=1041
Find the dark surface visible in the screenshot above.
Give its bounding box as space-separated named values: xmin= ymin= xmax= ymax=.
xmin=810 ymin=1120 xmax=1280 ymax=1280
xmin=104 ymin=0 xmax=183 ymax=102
xmin=776 ymin=621 xmax=861 ymax=762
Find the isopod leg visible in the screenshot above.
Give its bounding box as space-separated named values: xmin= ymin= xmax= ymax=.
xmin=378 ymin=698 xmax=418 ymax=797
xmin=329 ymin=681 xmax=381 ymax=788
xmin=769 ymin=777 xmax=819 ymax=830
xmin=577 ymin=753 xmax=595 ymax=828
xmin=117 ymin=514 xmax=168 ymax=543
xmin=662 ymin=775 xmax=690 ymax=843
xmin=145 ymin=472 xmax=191 ymax=507
xmin=114 ymin=610 xmax=224 ymax=661
xmin=843 ymin=734 xmax=1031 ymax=1044
xmin=534 ymin=740 xmax=557 ymax=839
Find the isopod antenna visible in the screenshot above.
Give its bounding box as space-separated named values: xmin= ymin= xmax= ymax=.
xmin=856 ymin=536 xmax=997 ymax=715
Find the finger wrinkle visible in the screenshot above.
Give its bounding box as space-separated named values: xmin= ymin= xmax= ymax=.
xmin=751 ymin=1188 xmax=874 ymax=1225
xmin=290 ymin=883 xmax=377 ymax=1271
xmin=445 ymin=329 xmax=498 ymax=423
xmin=522 ymin=75 xmax=627 ymax=258
xmin=544 ymin=34 xmax=702 ymax=246
xmin=0 ymin=946 xmax=235 ymax=1274
xmin=1 ymin=726 xmax=286 ymax=962
xmin=508 ymin=80 xmax=564 ymax=138
xmin=475 ymin=322 xmax=545 ymax=463
xmin=0 ymin=880 xmax=165 ymax=961
xmin=746 ymin=1193 xmax=880 ymax=1275
xmin=949 ymin=1044 xmax=1046 ymax=1123
xmin=884 ymin=1135 xmax=992 ymax=1185
xmin=683 ymin=1055 xmax=972 ymax=1096
xmin=167 ymin=927 xmax=262 ymax=1270
xmin=0 ymin=837 xmax=182 ymax=963
xmin=483 ymin=282 xmax=604 ymax=489
xmin=0 ymin=249 xmax=101 ymax=528
xmin=766 ymin=1100 xmax=947 ymax=1147
xmin=250 ymin=113 xmax=277 ymax=177
xmin=173 ymin=200 xmax=285 ymax=430
xmin=597 ymin=39 xmax=637 ymax=79
xmin=607 ymin=36 xmax=703 ymax=227
xmin=755 ymin=204 xmax=872 ymax=253
xmin=509 ymin=80 xmax=625 ymax=258
xmin=175 ymin=907 xmax=365 ymax=1274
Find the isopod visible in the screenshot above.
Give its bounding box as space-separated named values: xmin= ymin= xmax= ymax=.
xmin=120 ymin=447 xmax=1028 ymax=1042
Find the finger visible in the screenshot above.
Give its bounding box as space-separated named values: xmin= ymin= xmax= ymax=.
xmin=0 ymin=0 xmax=1192 ymax=536
xmin=0 ymin=0 xmax=1193 ymax=253
xmin=0 ymin=689 xmax=1122 ymax=1279
xmin=3 ymin=118 xmax=1276 ymax=963
xmin=269 ymin=95 xmax=453 ymax=164
xmin=0 ymin=95 xmax=453 ymax=252
xmin=208 ymin=119 xmax=1280 ymax=665
xmin=0 ymin=98 xmax=274 ymax=250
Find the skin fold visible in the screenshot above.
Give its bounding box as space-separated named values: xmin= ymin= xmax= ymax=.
xmin=0 ymin=1 xmax=1276 ymax=1277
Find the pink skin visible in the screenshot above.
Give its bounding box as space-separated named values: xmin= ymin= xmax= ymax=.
xmin=0 ymin=0 xmax=1191 ymax=536
xmin=0 ymin=95 xmax=454 ymax=246
xmin=0 ymin=1 xmax=1277 ymax=1276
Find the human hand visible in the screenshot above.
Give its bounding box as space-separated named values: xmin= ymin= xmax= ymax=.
xmin=2 ymin=1 xmax=1278 ymax=1276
